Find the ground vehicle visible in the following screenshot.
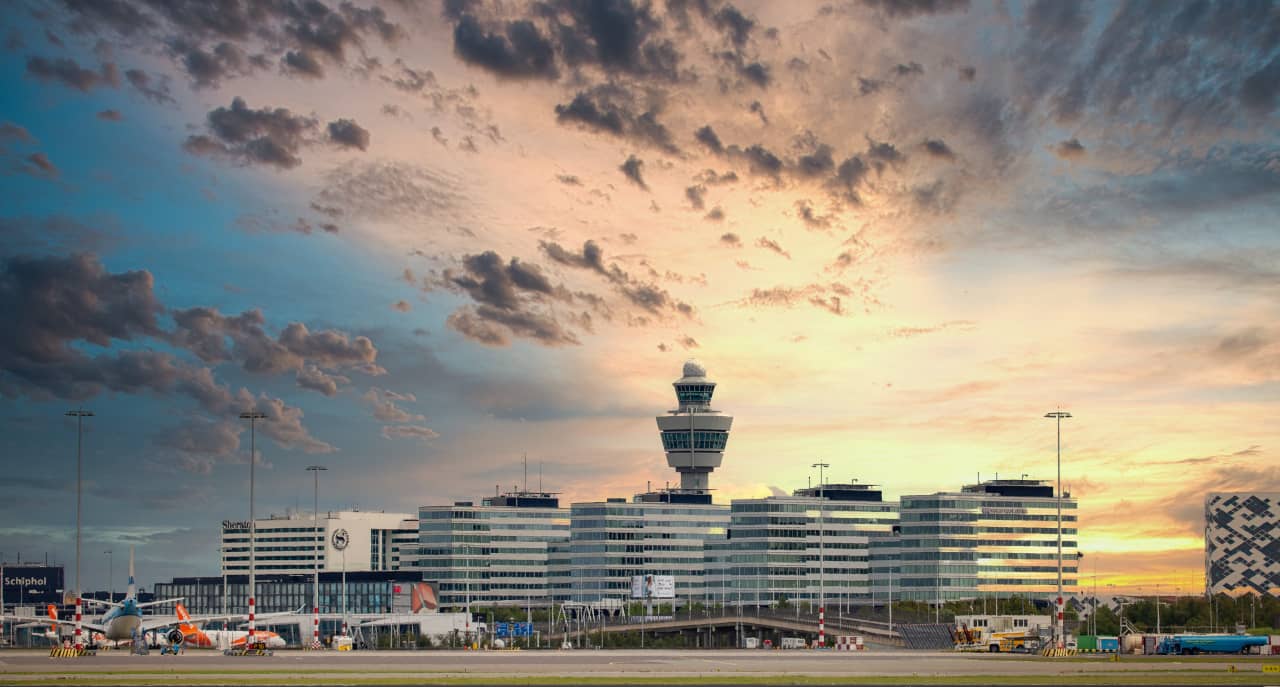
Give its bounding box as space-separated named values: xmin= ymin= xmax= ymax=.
xmin=985 ymin=631 xmax=1037 ymax=653
xmin=780 ymin=637 xmax=806 ymax=649
xmin=1154 ymin=634 xmax=1268 ymax=655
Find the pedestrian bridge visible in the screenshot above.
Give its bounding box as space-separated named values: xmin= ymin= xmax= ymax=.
xmin=548 ymin=612 xmax=910 ymax=647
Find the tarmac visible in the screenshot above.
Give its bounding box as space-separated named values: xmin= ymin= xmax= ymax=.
xmin=2 ymin=648 xmax=1278 ymax=684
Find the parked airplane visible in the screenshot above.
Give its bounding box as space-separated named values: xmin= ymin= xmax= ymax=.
xmin=171 ymin=603 xmax=286 ymax=649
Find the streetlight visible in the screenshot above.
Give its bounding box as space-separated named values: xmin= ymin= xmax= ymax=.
xmin=1045 ymin=410 xmax=1071 ymax=649
xmin=104 ymin=550 xmax=113 ymax=603
xmin=239 ymin=410 xmax=267 ymax=644
xmin=306 ymin=465 xmax=327 ymax=649
xmin=812 ymin=461 xmax=829 ymax=649
xmin=66 ymin=407 xmax=93 ymax=648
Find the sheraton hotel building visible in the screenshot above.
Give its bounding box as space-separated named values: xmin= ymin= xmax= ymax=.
xmin=169 ymin=361 xmax=1079 ymax=615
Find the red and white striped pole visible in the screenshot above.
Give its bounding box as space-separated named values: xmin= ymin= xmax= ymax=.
xmin=248 ymin=596 xmax=255 ymax=644
xmin=818 ymin=606 xmax=825 ymax=648
xmin=313 ymin=606 xmax=320 ymax=647
xmin=74 ymin=597 xmax=83 ymax=649
xmin=1056 ymin=595 xmax=1064 ymax=649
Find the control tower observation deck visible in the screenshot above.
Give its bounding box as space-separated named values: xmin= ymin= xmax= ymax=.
xmin=656 ymin=360 xmax=734 ymax=492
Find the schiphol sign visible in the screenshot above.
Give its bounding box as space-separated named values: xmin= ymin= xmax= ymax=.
xmin=2 ymin=566 xmax=65 ymax=604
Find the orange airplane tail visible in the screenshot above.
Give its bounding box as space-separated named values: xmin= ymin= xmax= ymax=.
xmin=174 ymin=602 xmax=199 ymax=635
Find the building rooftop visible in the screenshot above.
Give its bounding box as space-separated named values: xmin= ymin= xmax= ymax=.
xmin=792 ymin=482 xmax=884 ymax=502
xmin=960 ymin=479 xmax=1055 ymax=498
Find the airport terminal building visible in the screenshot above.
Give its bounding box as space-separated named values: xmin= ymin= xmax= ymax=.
xmin=189 ymin=361 xmax=1083 ymax=612
xmin=897 ymin=479 xmax=1079 ymax=601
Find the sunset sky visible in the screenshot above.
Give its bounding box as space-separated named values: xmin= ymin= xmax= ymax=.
xmin=1 ymin=0 xmax=1277 ymax=594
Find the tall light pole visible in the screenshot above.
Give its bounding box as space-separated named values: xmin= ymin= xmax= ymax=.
xmin=66 ymin=408 xmax=92 ymax=648
xmin=239 ymin=410 xmax=267 ymax=644
xmin=1045 ymin=410 xmax=1071 ymax=649
xmin=812 ymin=461 xmax=829 ymax=648
xmin=104 ymin=550 xmax=113 ymax=602
xmin=306 ymin=465 xmax=327 ymax=649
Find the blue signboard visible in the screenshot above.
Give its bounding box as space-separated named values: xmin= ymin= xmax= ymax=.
xmin=495 ymin=622 xmax=533 ymax=637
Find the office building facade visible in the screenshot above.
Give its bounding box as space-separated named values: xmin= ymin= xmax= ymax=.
xmin=560 ymin=492 xmax=730 ymax=603
xmin=708 ymin=483 xmax=899 ymax=608
xmin=1205 ymin=492 xmax=1280 ymax=596
xmin=897 ymin=479 xmax=1078 ymax=601
xmin=221 ymin=510 xmax=416 ymax=576
xmin=409 ymin=492 xmax=569 ymax=609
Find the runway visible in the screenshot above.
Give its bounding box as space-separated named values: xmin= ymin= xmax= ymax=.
xmin=2 ymin=649 xmax=1277 ymax=684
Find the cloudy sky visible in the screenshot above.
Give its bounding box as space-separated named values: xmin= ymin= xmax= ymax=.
xmin=1 ymin=0 xmax=1278 ymax=593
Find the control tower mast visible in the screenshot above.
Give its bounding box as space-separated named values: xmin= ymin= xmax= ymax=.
xmin=656 ymin=360 xmax=733 ymax=492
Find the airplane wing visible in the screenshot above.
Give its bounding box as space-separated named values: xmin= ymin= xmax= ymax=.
xmin=144 ymin=607 xmax=303 ymax=632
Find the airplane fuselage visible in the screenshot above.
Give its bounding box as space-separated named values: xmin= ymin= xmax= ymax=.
xmin=98 ymin=599 xmax=144 ymax=641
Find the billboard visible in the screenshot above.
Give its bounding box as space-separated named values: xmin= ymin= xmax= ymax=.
xmin=630 ymin=574 xmax=675 ymax=599
xmin=391 ymin=581 xmax=439 ymax=614
xmin=2 ymin=565 xmax=65 ymax=605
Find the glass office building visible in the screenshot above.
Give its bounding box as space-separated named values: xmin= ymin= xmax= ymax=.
xmin=1205 ymin=492 xmax=1280 ymax=596
xmin=897 ymin=479 xmax=1078 ymax=601
xmin=560 ymin=491 xmax=730 ymax=603
xmin=153 ymin=570 xmax=424 ymax=615
xmin=707 ymin=483 xmax=899 ymax=608
xmin=408 ymin=492 xmax=569 ymax=609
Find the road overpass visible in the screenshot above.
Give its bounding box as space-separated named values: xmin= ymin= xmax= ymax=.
xmin=548 ymin=611 xmax=905 ymax=648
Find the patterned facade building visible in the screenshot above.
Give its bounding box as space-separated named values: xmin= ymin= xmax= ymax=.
xmin=1205 ymin=492 xmax=1280 ymax=596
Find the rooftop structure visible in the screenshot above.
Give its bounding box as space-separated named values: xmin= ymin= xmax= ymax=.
xmin=656 ymin=360 xmax=733 ymax=493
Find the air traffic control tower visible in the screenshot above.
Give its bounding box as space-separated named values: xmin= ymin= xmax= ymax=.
xmin=656 ymin=360 xmax=733 ymax=493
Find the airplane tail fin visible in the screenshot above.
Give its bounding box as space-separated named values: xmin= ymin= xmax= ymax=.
xmin=174 ymin=602 xmax=198 ymax=635
xmin=47 ymin=604 xmax=58 ymax=629
xmin=127 ymin=545 xmax=137 ymax=600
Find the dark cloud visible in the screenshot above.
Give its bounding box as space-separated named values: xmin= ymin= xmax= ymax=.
xmin=556 ymin=173 xmax=581 ymax=185
xmin=720 ymin=232 xmax=741 ymax=247
xmin=539 ymin=239 xmax=692 ymax=318
xmin=554 ymin=85 xmax=678 ymax=153
xmin=317 ymin=160 xmax=463 ymax=222
xmin=172 ymin=40 xmax=257 ymax=88
xmin=958 ymin=65 xmax=976 ymax=81
xmin=694 ymin=125 xmax=723 ymax=153
xmin=451 ymin=14 xmax=558 ymax=80
xmin=860 ymin=0 xmax=971 ymax=19
xmin=922 ymin=138 xmax=955 ymax=159
xmin=186 ymin=98 xmax=365 ymax=168
xmin=619 ymin=154 xmax=648 ymax=190
xmin=327 ymin=118 xmax=371 ymax=151
xmin=124 ymin=69 xmax=174 ymax=104
xmin=796 ymin=144 xmax=835 ymax=177
xmin=1053 ymin=137 xmax=1086 ymax=159
xmin=704 ymin=206 xmax=725 ymax=221
xmin=282 ymin=49 xmax=325 ymax=78
xmin=739 ymin=61 xmax=769 ymax=87
xmin=893 ymin=61 xmax=924 ymax=77
xmin=0 ymin=121 xmax=33 ymax=144
xmin=749 ymin=100 xmax=768 ymax=125
xmin=735 ymin=143 xmax=783 ymax=178
xmin=711 ymin=4 xmax=755 ymax=48
xmin=443 ymin=251 xmax=557 ymax=311
xmin=685 ymin=184 xmax=706 ymax=209
xmin=696 ymin=168 xmax=738 ymax=185
xmin=96 ymin=109 xmax=123 ymax=121
xmin=362 ymin=387 xmax=424 ymax=422
xmin=858 ymin=77 xmax=885 ymax=95
xmin=25 ymin=55 xmax=118 ymax=91
xmin=866 ymin=137 xmax=904 ymax=170
xmin=795 ymin=199 xmax=831 ymax=229
xmin=1213 ymin=328 xmax=1268 ymax=359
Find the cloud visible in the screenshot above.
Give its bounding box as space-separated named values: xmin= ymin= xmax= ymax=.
xmin=96 ymin=109 xmax=122 ymax=121
xmin=539 ymin=239 xmax=693 ymax=318
xmin=362 ymin=387 xmax=425 ymax=423
xmin=922 ymin=138 xmax=955 ymax=159
xmin=392 ymin=300 xmax=412 ymax=312
xmin=860 ymin=0 xmax=971 ymax=19
xmin=296 ymin=365 xmax=349 ymax=397
xmin=720 ymin=232 xmax=741 ymax=247
xmin=21 ymin=152 xmax=59 ymax=179
xmin=704 ymin=206 xmax=725 ymax=221
xmin=124 ymin=69 xmax=174 ymax=104
xmin=327 ymin=118 xmax=371 ymax=151
xmin=25 ymin=55 xmax=118 ymax=91
xmin=554 ymin=85 xmax=679 ymax=153
xmin=183 ymin=97 xmax=318 ymax=169
xmin=381 ymin=424 xmax=439 ymax=440
xmin=756 ymin=237 xmax=791 ymax=259
xmin=450 ymin=14 xmax=558 ymax=80
xmin=685 ymin=184 xmax=706 ymax=209
xmin=316 ymin=159 xmax=463 ymax=222
xmin=1240 ymin=55 xmax=1280 ymax=116
xmin=556 ymin=174 xmax=582 ymax=185
xmin=171 ymin=40 xmax=259 ymax=88
xmin=438 ymin=250 xmax=582 ymax=347
xmin=694 ymin=125 xmax=723 ymax=153
xmin=1053 ymin=138 xmax=1086 ymax=159
xmin=619 ymin=154 xmax=648 ymax=190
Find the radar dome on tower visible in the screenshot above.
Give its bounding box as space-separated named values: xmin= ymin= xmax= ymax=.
xmin=681 ymin=359 xmax=707 ymax=379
